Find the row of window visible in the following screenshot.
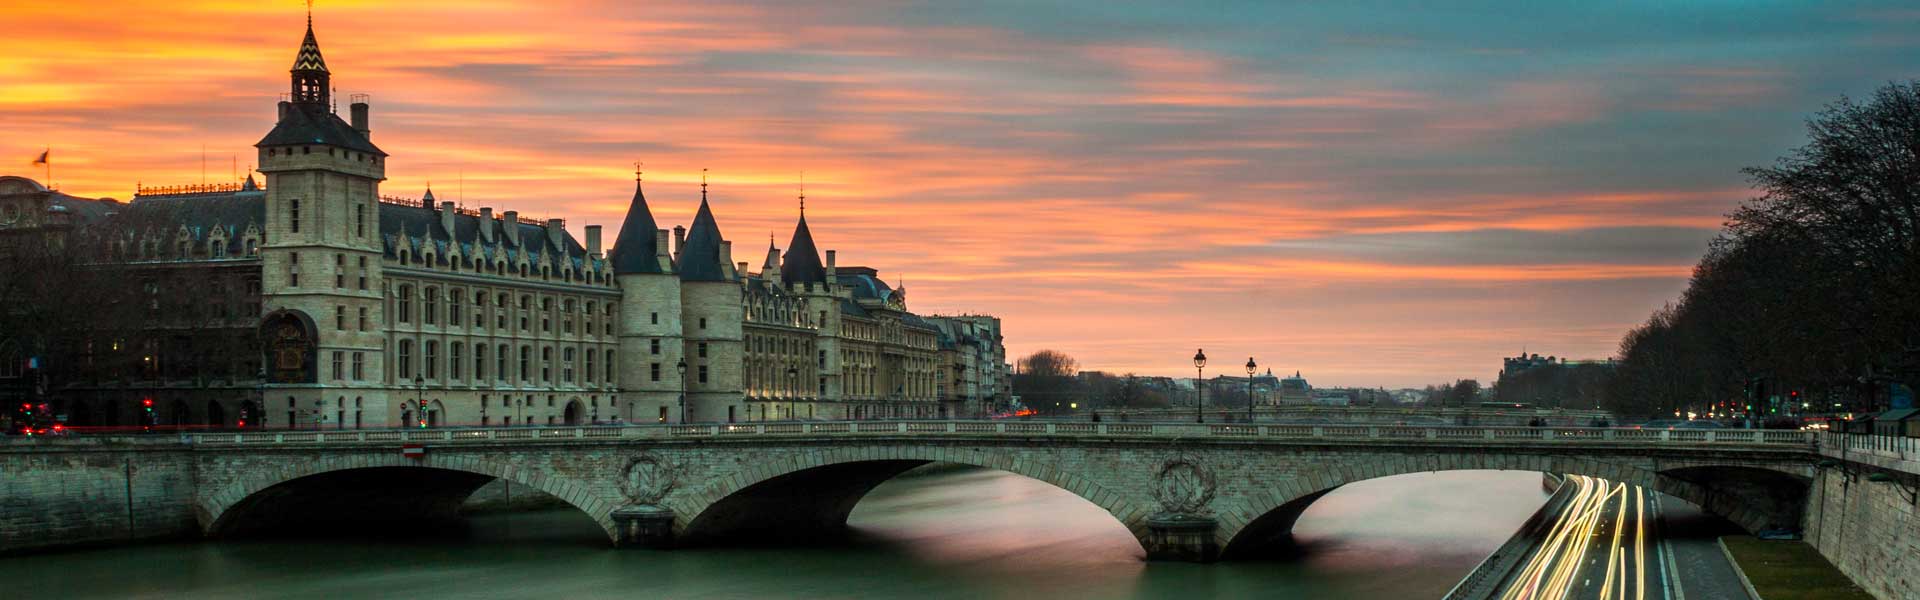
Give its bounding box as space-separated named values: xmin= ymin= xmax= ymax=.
xmin=388 ymin=340 xmax=615 ymax=387
xmin=393 ymin=283 xmax=614 ymax=338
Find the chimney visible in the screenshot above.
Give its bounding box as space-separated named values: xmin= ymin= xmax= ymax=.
xmin=479 ymin=208 xmax=495 ymax=243
xmin=350 ymin=102 xmax=370 ymax=138
xmin=585 ymin=225 xmax=602 ymax=257
xmin=545 ymin=218 xmax=565 ymax=252
xmin=502 ymin=211 xmax=520 ymax=245
xmin=654 ymin=228 xmax=669 ymax=257
xmin=825 ymin=249 xmax=837 ymax=280
xmin=277 ymin=101 xmax=292 ymax=122
xmin=720 ymin=241 xmax=734 ymax=276
xmin=672 ymin=226 xmax=686 ymax=260
xmin=439 ymin=201 xmax=455 ymax=235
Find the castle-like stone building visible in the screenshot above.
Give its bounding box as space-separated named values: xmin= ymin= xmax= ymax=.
xmin=0 ymin=20 xmax=1006 ymax=429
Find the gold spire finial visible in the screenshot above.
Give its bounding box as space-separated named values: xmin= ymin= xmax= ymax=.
xmin=701 ymin=168 xmax=708 ymax=200
xmin=634 ymin=161 xmax=643 ymax=182
xmin=798 ymin=171 xmax=806 ymax=216
xmin=307 ymin=0 xmax=314 ymax=27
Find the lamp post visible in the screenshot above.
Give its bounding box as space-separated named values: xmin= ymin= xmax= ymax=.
xmin=786 ymin=366 xmax=798 ymax=422
xmin=1245 ymin=357 xmax=1257 ymax=423
xmin=414 ymin=375 xmax=425 ymax=428
xmin=676 ymin=359 xmax=689 ymax=423
xmin=1193 ymin=349 xmax=1207 ymax=423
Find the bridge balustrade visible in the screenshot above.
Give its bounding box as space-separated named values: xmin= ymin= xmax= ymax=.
xmin=150 ymin=422 xmax=1824 ymax=448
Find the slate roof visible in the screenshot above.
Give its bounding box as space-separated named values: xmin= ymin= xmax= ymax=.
xmin=836 ymin=269 xmax=894 ymax=302
xmin=780 ymin=213 xmax=827 ymax=284
xmin=608 ymin=179 xmax=664 ymax=274
xmin=377 ymin=202 xmax=594 ymax=272
xmin=109 ymin=189 xmax=267 ymax=254
xmin=677 ymin=197 xmax=730 ymax=282
xmin=256 ymin=101 xmax=384 ymax=156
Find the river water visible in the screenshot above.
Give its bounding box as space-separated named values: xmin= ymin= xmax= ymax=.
xmin=4 ymin=468 xmax=1548 ymax=599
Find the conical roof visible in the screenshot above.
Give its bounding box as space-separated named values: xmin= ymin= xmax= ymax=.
xmin=291 ymin=24 xmax=329 ymax=73
xmin=609 ymin=180 xmax=664 ymax=274
xmin=780 ymin=213 xmax=827 ymax=284
xmin=677 ymin=198 xmax=729 ymax=282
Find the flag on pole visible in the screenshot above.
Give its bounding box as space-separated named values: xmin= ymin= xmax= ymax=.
xmin=32 ymin=149 xmax=49 ymax=165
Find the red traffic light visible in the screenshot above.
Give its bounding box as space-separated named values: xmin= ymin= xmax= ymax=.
xmin=142 ymin=398 xmax=154 ymax=407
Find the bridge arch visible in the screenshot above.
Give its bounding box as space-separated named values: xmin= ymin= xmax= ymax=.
xmin=1217 ymin=452 xmax=1809 ymax=558
xmin=197 ymin=453 xmax=616 ymax=541
xmin=672 ymin=445 xmax=1154 ymax=552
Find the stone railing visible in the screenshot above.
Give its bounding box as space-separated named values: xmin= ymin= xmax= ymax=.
xmin=1819 ymin=432 xmax=1920 ymax=474
xmin=151 ymin=422 xmax=1820 ymax=447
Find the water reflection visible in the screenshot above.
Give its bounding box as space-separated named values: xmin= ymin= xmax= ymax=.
xmin=1 ymin=467 xmax=1547 ymax=599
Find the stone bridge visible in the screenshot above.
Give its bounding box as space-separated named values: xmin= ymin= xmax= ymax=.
xmin=3 ymin=421 xmax=1819 ymax=562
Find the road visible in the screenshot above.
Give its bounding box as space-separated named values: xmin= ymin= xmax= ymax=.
xmin=1495 ymin=475 xmax=1671 ymax=600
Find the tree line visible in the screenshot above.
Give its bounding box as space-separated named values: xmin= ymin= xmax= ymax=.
xmin=1609 ymin=81 xmax=1920 ymax=418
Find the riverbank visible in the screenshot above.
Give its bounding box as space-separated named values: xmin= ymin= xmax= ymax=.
xmin=1721 ymin=536 xmax=1876 ymax=600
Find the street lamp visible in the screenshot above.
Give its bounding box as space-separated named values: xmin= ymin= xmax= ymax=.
xmin=786 ymin=366 xmax=799 ymax=422
xmin=1246 ymin=357 xmax=1257 ymax=422
xmin=1193 ymin=349 xmax=1207 ymax=423
xmin=676 ymin=359 xmax=689 ymax=423
xmin=414 ymin=375 xmax=425 ymax=428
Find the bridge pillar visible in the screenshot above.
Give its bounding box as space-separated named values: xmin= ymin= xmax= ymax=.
xmin=1144 ymin=514 xmax=1218 ymax=563
xmin=611 ymin=505 xmax=676 ymax=549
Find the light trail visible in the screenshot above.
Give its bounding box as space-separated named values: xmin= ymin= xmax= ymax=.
xmin=1494 ymin=475 xmax=1665 ymax=600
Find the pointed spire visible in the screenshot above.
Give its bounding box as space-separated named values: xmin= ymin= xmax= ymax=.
xmin=678 ymin=193 xmax=730 ymax=282
xmin=422 ymin=186 xmax=436 ymax=209
xmin=609 ymin=169 xmax=664 ymax=274
xmin=289 ymin=6 xmax=330 ymax=106
xmin=780 ymin=182 xmax=827 ymax=284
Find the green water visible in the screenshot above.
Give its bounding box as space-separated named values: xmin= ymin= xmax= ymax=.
xmin=1 ymin=468 xmax=1547 ymax=599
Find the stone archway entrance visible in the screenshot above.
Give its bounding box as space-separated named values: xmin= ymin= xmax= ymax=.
xmin=563 ymin=399 xmax=585 ymax=425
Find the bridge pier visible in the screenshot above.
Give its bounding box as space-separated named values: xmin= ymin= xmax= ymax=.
xmin=1144 ymin=514 xmax=1219 ymax=563
xmin=611 ymin=505 xmax=677 ymax=549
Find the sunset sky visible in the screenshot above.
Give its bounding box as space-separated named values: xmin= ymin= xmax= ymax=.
xmin=4 ymin=1 xmax=1915 ymax=387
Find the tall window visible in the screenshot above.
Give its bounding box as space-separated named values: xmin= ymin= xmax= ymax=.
xmin=698 ymin=365 xmax=708 ymax=384
xmin=357 ymin=257 xmax=367 ymax=290
xmin=424 ymin=341 xmax=438 ymax=378
xmin=397 ymin=339 xmax=414 ymax=377
xmin=351 ymin=352 xmax=365 ymax=380
xmin=541 ymin=347 xmax=552 ymax=382
xmin=355 ymin=204 xmax=366 ymax=237
xmin=651 ymin=362 xmax=661 ymax=382
xmin=334 ymin=254 xmax=345 ymax=287
xmin=698 ymin=342 xmax=708 ymax=358
xmin=563 ymin=348 xmax=575 ymax=383
xmin=450 ymin=343 xmax=464 ymax=379
xmin=289 ymin=253 xmax=300 ymax=287
xmin=606 ymin=350 xmax=615 ymax=384
xmin=397 ymin=285 xmax=412 ymax=323
xmin=585 ymin=350 xmax=595 ymax=384
xmin=423 ymin=287 xmax=439 ymax=326
xmin=332 ymin=351 xmax=344 ymax=380
xmin=474 ymin=344 xmax=487 ymax=380
xmin=289 ymin=199 xmax=301 ymax=233
xmin=358 ymin=307 xmax=368 ymax=330
xmin=498 ymin=344 xmax=509 ymax=381
xmin=335 ymin=305 xmax=345 ymax=330
xmin=519 ymin=346 xmax=531 ymax=383
xmin=449 ymin=291 xmax=464 ymax=325
xmin=651 ymin=339 xmax=660 ymax=354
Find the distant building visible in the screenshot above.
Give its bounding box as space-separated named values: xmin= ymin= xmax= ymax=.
xmin=1278 ymin=370 xmax=1312 ymax=404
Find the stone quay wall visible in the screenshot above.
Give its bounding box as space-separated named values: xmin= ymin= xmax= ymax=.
xmin=1806 ymin=434 xmax=1920 ymax=600
xmin=0 ymin=437 xmax=200 ymax=554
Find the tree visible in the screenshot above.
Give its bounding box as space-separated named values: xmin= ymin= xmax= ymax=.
xmin=1013 ymin=350 xmax=1081 ymax=415
xmin=1612 ymin=80 xmax=1920 ymax=416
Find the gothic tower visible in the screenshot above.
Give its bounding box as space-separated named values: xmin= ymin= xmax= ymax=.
xmin=609 ymin=174 xmax=685 ymax=422
xmin=254 ymin=16 xmax=390 ymax=427
xmin=676 ymin=184 xmax=745 ymax=422
xmin=779 ymin=200 xmax=845 ymax=416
